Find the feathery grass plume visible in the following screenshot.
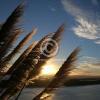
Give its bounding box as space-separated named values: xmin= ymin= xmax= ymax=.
xmin=6 ymin=42 xmax=36 ymax=75
xmin=0 ymin=3 xmax=24 ymax=41
xmin=29 ymin=24 xmax=65 ymax=81
xmin=14 ymin=25 xmax=65 ymax=100
xmin=0 ymin=3 xmax=24 ymax=59
xmin=0 ymin=29 xmax=22 ymax=60
xmin=0 ymin=28 xmax=23 ymax=60
xmin=0 ymin=42 xmax=35 ymax=93
xmin=32 ymin=47 xmax=80 ymax=100
xmin=9 ymin=28 xmax=37 ymax=55
xmin=52 ymin=24 xmax=64 ymax=42
xmin=0 ymin=28 xmax=37 ymax=75
xmin=0 ymin=33 xmax=52 ymax=100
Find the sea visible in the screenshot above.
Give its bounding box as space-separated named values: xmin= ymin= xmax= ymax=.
xmin=14 ymin=85 xmax=100 ymax=100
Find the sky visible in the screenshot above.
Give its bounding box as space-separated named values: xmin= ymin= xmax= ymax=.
xmin=0 ymin=0 xmax=100 ymax=76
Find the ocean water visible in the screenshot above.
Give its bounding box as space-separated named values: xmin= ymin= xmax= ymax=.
xmin=16 ymin=85 xmax=100 ymax=100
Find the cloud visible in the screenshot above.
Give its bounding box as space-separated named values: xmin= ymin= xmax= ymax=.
xmin=61 ymin=0 xmax=100 ymax=44
xmin=78 ymin=63 xmax=100 ymax=76
xmin=77 ymin=56 xmax=100 ymax=75
xmin=74 ymin=56 xmax=100 ymax=76
xmin=95 ymin=40 xmax=100 ymax=44
xmin=79 ymin=56 xmax=100 ymax=64
xmin=92 ymin=0 xmax=99 ymax=6
xmin=73 ymin=17 xmax=100 ymax=40
xmin=61 ymin=0 xmax=84 ymax=17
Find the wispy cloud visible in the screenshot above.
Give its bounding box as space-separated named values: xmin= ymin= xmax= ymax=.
xmin=61 ymin=0 xmax=100 ymax=44
xmin=61 ymin=0 xmax=84 ymax=17
xmin=80 ymin=56 xmax=100 ymax=63
xmin=95 ymin=40 xmax=100 ymax=44
xmin=92 ymin=0 xmax=99 ymax=6
xmin=69 ymin=56 xmax=100 ymax=76
xmin=77 ymin=56 xmax=100 ymax=75
xmin=73 ymin=17 xmax=99 ymax=40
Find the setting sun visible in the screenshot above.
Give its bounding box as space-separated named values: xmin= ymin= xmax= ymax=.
xmin=41 ymin=64 xmax=58 ymax=76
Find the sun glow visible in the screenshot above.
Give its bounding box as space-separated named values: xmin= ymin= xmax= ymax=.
xmin=41 ymin=64 xmax=58 ymax=76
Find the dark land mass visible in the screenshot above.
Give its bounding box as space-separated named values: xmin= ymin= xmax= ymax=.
xmin=0 ymin=76 xmax=100 ymax=88
xmin=28 ymin=76 xmax=100 ymax=87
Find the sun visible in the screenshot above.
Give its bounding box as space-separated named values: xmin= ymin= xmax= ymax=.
xmin=41 ymin=64 xmax=57 ymax=76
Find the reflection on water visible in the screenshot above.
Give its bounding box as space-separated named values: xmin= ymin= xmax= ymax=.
xmin=17 ymin=85 xmax=100 ymax=100
xmin=39 ymin=93 xmax=54 ymax=100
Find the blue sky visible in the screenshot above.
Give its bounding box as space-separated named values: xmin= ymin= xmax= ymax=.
xmin=0 ymin=0 xmax=100 ymax=75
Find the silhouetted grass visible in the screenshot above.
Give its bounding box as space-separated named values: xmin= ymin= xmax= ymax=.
xmin=0 ymin=28 xmax=37 ymax=75
xmin=0 ymin=3 xmax=24 ymax=59
xmin=32 ymin=47 xmax=80 ymax=100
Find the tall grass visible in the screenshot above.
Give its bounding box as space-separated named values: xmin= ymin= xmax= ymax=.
xmin=14 ymin=25 xmax=64 ymax=100
xmin=32 ymin=47 xmax=80 ymax=100
xmin=0 ymin=3 xmax=82 ymax=100
xmin=0 ymin=28 xmax=37 ymax=75
xmin=0 ymin=32 xmax=54 ymax=100
xmin=0 ymin=3 xmax=24 ymax=60
xmin=6 ymin=42 xmax=36 ymax=75
xmin=0 ymin=42 xmax=35 ymax=93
